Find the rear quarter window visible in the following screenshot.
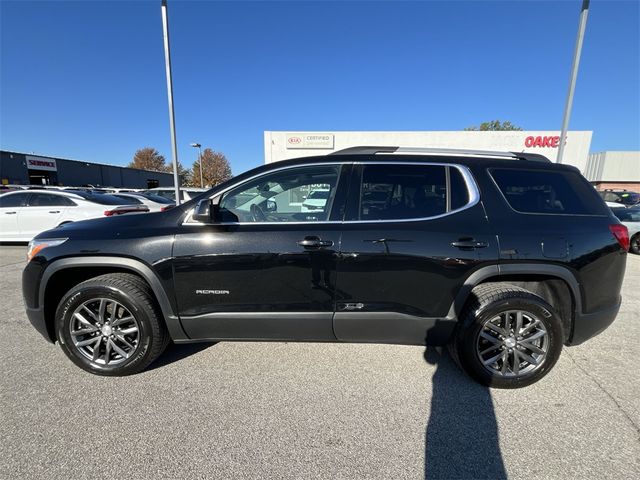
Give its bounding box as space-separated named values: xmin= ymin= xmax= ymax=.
xmin=490 ymin=168 xmax=607 ymax=216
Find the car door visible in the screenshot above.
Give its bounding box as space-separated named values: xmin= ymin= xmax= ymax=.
xmin=334 ymin=161 xmax=498 ymax=346
xmin=0 ymin=192 xmax=29 ymax=239
xmin=173 ymin=163 xmax=350 ymax=341
xmin=18 ymin=193 xmax=75 ymax=238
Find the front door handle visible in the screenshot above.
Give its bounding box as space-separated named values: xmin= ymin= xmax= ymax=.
xmin=49 ymin=210 xmax=60 ymax=214
xmin=297 ymin=236 xmax=334 ymax=249
xmin=451 ymin=240 xmax=489 ymax=249
xmin=4 ymin=211 xmax=17 ymax=215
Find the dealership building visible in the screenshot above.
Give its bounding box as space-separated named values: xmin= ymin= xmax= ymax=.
xmin=263 ymin=131 xmax=640 ymax=191
xmin=0 ymin=150 xmax=174 ymax=189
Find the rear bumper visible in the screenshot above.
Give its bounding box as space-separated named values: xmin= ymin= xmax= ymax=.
xmin=26 ymin=306 xmax=55 ymax=343
xmin=569 ymin=297 xmax=621 ymax=346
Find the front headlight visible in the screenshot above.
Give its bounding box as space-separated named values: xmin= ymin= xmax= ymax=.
xmin=27 ymin=238 xmax=68 ymax=262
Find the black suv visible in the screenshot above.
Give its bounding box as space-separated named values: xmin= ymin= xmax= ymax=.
xmin=22 ymin=147 xmax=629 ymax=388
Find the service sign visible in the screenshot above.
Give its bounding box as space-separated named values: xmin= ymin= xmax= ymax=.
xmin=286 ymin=134 xmax=334 ymax=149
xmin=26 ymin=155 xmax=57 ymax=171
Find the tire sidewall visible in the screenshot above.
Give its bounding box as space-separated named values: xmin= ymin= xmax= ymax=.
xmin=56 ymin=283 xmax=155 ymax=375
xmin=457 ymin=296 xmax=563 ymax=388
xmin=631 ymin=234 xmax=640 ymax=255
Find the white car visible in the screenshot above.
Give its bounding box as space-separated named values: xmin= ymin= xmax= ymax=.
xmin=110 ymin=192 xmax=175 ymax=212
xmin=143 ymin=187 xmax=206 ymax=202
xmin=301 ymin=189 xmax=330 ymax=212
xmin=611 ymin=206 xmax=640 ymax=255
xmin=0 ymin=190 xmax=148 ymax=241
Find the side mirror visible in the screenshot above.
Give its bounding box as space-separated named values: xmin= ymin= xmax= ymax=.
xmin=192 ymin=196 xmax=221 ymax=223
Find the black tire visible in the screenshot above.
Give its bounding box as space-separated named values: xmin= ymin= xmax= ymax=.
xmin=55 ymin=273 xmax=169 ymax=376
xmin=631 ymin=234 xmax=640 ymax=255
xmin=450 ymin=283 xmax=563 ymax=388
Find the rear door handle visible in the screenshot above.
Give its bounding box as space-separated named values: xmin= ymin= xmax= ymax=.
xmin=297 ymin=236 xmax=334 ymax=248
xmin=49 ymin=211 xmax=60 ymax=214
xmin=4 ymin=211 xmax=17 ymax=215
xmin=451 ymin=240 xmax=489 ymax=249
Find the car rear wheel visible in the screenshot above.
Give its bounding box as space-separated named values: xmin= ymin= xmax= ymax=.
xmin=631 ymin=234 xmax=640 ymax=255
xmin=55 ymin=273 xmax=169 ymax=375
xmin=450 ymin=283 xmax=563 ymax=388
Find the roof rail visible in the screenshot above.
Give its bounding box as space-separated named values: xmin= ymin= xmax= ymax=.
xmin=328 ymin=146 xmax=399 ymax=155
xmin=329 ymin=146 xmax=551 ymax=163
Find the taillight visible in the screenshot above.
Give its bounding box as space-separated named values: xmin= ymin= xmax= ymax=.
xmin=160 ymin=205 xmax=174 ymax=212
xmin=104 ymin=210 xmax=115 ymax=216
xmin=609 ymin=224 xmax=630 ymax=251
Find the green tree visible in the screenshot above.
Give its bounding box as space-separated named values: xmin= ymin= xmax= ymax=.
xmin=128 ymin=148 xmax=167 ymax=171
xmin=464 ymin=120 xmax=523 ymax=131
xmin=191 ymin=148 xmax=232 ymax=187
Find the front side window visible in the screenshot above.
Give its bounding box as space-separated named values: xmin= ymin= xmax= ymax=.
xmin=358 ymin=164 xmax=452 ymax=221
xmin=0 ymin=192 xmax=29 ymax=208
xmin=218 ymin=165 xmax=340 ymax=223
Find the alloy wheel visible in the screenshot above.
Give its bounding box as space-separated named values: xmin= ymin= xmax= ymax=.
xmin=69 ymin=298 xmax=140 ymax=366
xmin=476 ymin=310 xmax=549 ymax=377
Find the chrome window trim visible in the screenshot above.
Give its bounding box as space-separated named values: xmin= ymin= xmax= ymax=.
xmin=182 ymin=161 xmax=480 ymax=226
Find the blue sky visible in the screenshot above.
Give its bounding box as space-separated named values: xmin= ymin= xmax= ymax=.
xmin=1 ymin=0 xmax=639 ymax=174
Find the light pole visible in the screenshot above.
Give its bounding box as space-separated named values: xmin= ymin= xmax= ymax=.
xmin=557 ymin=0 xmax=590 ymax=164
xmin=160 ymin=0 xmax=182 ymax=203
xmin=190 ymin=143 xmax=203 ymax=187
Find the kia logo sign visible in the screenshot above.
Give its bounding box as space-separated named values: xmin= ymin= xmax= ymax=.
xmin=285 ymin=133 xmax=334 ymax=149
xmin=524 ymin=136 xmax=561 ymax=148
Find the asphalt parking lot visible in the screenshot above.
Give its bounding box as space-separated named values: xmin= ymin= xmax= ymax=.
xmin=1 ymin=245 xmax=639 ymax=480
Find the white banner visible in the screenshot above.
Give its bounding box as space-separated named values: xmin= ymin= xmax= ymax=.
xmin=286 ymin=134 xmax=334 ymax=149
xmin=26 ymin=156 xmax=57 ymax=171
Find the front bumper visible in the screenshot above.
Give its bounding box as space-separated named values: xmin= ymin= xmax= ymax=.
xmin=569 ymin=297 xmax=622 ymax=346
xmin=26 ymin=305 xmax=55 ymax=343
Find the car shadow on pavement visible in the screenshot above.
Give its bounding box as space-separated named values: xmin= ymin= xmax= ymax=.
xmin=147 ymin=341 xmax=215 ymax=371
xmin=423 ymin=346 xmax=507 ymax=480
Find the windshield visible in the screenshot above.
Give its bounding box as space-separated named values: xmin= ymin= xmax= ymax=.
xmin=618 ymin=192 xmax=640 ymax=206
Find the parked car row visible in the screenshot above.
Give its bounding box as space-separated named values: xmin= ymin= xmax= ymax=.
xmin=0 ymin=188 xmax=176 ymax=241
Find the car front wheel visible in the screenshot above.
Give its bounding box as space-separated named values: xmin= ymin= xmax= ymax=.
xmin=55 ymin=273 xmax=169 ymax=375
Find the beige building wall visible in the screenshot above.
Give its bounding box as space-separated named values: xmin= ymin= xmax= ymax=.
xmin=264 ymin=130 xmax=593 ymax=173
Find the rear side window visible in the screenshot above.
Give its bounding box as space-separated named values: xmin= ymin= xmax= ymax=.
xmin=28 ymin=193 xmax=76 ymax=207
xmin=357 ymin=164 xmax=472 ymax=221
xmin=491 ymin=169 xmax=606 ymax=215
